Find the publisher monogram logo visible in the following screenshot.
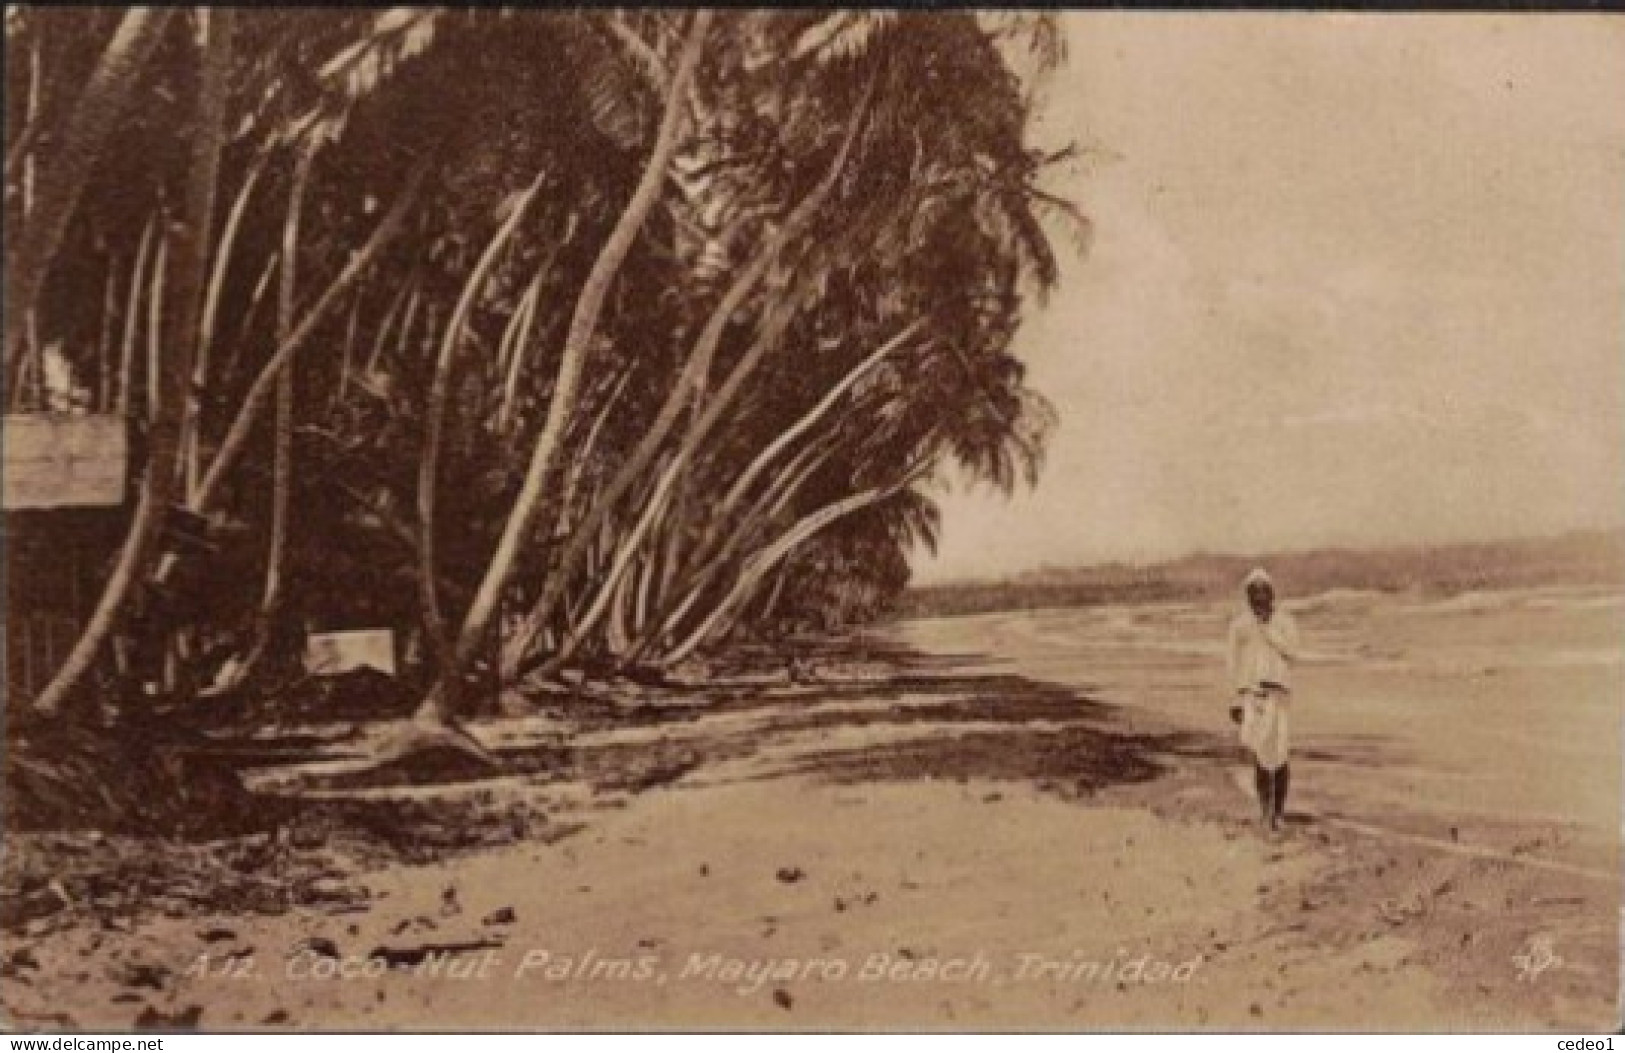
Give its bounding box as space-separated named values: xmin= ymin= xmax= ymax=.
xmin=1512 ymin=934 xmax=1562 ymax=983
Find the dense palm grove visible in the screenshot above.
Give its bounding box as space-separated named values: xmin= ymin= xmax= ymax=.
xmin=5 ymin=9 xmax=1076 ymax=750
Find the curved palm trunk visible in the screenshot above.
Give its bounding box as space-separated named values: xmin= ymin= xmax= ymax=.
xmin=633 ymin=439 xmax=832 ymax=664
xmin=150 ymin=165 xmax=426 ymax=596
xmin=527 ymin=299 xmax=795 ymax=676
xmin=184 ymin=156 xmax=266 ymax=498
xmin=97 ymin=256 xmax=118 ymax=410
xmin=630 ymin=325 xmax=919 ymax=658
xmin=144 ymin=229 xmax=168 ymax=422
xmin=552 ymin=371 xmax=630 ymax=540
xmin=259 ymin=143 xmax=318 ymax=656
xmin=177 ymin=166 xmax=427 ymax=517
xmin=417 ymin=175 xmax=543 ymax=665
xmin=333 ymin=283 xmax=362 ymax=410
xmin=654 ymin=481 xmax=687 ymax=614
xmin=31 ymin=9 xmax=232 ymax=716
xmin=708 ymin=321 xmax=922 ymax=547
xmin=220 ymin=250 xmax=278 ymax=387
xmin=500 ymin=227 xmax=761 ymax=669
xmin=4 ymin=8 xmax=173 ymax=388
xmin=363 ymin=271 xmax=413 ymax=378
xmin=410 ymin=10 xmax=713 ymax=728
xmin=603 ymin=546 xmax=641 ymax=659
xmin=656 ymin=461 xmax=931 ymax=670
xmin=504 ymin=98 xmax=871 ymax=673
xmin=390 ymin=272 xmax=424 ymax=366
xmin=632 ymin=526 xmax=662 ymax=637
xmin=17 ymin=36 xmax=42 ymax=411
xmin=757 ymin=557 xmax=794 ymax=627
xmin=4 ymin=114 xmax=44 ymax=184
xmin=116 ymin=214 xmax=158 ymax=413
xmin=539 ymin=452 xmax=686 ymax=675
xmin=495 ymin=264 xmax=545 ymax=434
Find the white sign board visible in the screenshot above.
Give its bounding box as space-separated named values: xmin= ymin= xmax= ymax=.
xmin=3 ymin=414 xmax=127 ymax=510
xmin=304 ymin=629 xmax=397 ymax=677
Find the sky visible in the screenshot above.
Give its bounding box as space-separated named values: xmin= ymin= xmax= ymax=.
xmin=912 ymin=14 xmax=1625 ymax=585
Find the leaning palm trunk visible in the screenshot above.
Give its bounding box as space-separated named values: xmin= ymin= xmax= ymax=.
xmin=183 ymin=156 xmax=266 ymax=498
xmin=540 ymin=452 xmax=688 ymax=675
xmin=503 ymin=97 xmax=871 ymax=676
xmin=524 ymin=300 xmax=796 ymax=679
xmin=603 ymin=545 xmax=644 ymax=659
xmin=656 ymin=461 xmax=932 ymax=670
xmin=363 ymin=272 xmax=413 ymax=378
xmin=633 ymin=326 xmax=920 ymax=655
xmin=416 ymin=175 xmax=543 ymax=664
xmin=333 ymin=286 xmax=362 ymax=410
xmin=530 ymin=304 xmax=787 ymax=670
xmin=655 ymin=477 xmax=688 ymax=616
xmin=632 ymin=439 xmax=832 ymax=664
xmin=257 ymin=142 xmax=318 ymax=663
xmin=97 ymin=257 xmax=118 ymax=410
xmin=4 ymin=8 xmax=173 ymax=390
xmin=757 ymin=558 xmax=794 ymax=628
xmin=499 ymin=231 xmax=767 ymax=670
xmin=219 ymin=250 xmax=278 ymax=388
xmin=552 ymin=372 xmax=630 ymax=539
xmin=495 ymin=259 xmax=549 ymax=434
xmin=631 ymin=528 xmax=662 ymax=637
xmin=151 ymin=162 xmax=426 ymax=586
xmin=144 ymin=230 xmax=168 ymax=421
xmin=403 ymin=10 xmax=713 ymax=733
xmin=688 ymin=321 xmax=922 ymax=575
xmin=31 ymin=9 xmax=233 ymax=716
xmin=115 ymin=214 xmax=158 ymax=413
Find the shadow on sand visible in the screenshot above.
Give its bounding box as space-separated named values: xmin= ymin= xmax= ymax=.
xmin=551 ymin=647 xmax=1236 ymax=801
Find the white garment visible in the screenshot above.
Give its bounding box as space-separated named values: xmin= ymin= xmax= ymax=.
xmin=1228 ymin=570 xmax=1300 ymax=771
xmin=1239 ymin=685 xmax=1291 ymax=771
xmin=1227 ymin=609 xmax=1300 ymax=692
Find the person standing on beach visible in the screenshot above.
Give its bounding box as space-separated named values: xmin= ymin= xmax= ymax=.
xmin=1227 ymin=567 xmax=1300 ymax=831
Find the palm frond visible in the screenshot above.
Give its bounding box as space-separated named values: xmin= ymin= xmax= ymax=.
xmin=317 ymin=9 xmax=439 ymax=103
xmin=791 ymin=12 xmax=898 ymax=65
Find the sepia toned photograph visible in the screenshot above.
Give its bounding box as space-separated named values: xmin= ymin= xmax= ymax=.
xmin=2 ymin=7 xmax=1622 ymax=1035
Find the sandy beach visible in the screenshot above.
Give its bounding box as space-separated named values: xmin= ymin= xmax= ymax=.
xmin=3 ymin=584 xmax=1619 ymax=1031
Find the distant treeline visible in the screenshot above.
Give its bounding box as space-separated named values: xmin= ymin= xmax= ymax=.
xmin=894 ymin=530 xmax=1625 ymax=620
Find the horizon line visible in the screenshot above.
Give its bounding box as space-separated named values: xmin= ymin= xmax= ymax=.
xmin=908 ymin=524 xmax=1625 ymax=590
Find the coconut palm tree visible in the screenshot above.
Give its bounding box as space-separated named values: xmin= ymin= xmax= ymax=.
xmin=32 ymin=8 xmax=234 ymax=715
xmin=14 ymin=9 xmax=1081 ymax=775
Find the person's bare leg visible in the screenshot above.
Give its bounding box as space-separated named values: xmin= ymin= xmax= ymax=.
xmin=1254 ymin=764 xmax=1272 ymax=827
xmin=1272 ymin=763 xmax=1291 ymax=827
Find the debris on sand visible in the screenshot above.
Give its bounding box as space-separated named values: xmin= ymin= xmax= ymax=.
xmin=134 ymin=1005 xmax=202 ymax=1030
xmin=111 ymin=960 xmax=170 ymax=991
xmin=305 ymin=741 xmax=515 ymax=792
xmin=0 ymin=825 xmax=387 ymax=937
xmin=591 ymin=753 xmax=702 ymax=794
xmin=204 ymin=667 xmax=415 ymax=729
xmin=5 ymin=715 xmax=256 ymax=837
xmin=776 ymin=866 xmax=805 ymax=884
xmin=482 ymin=907 xmax=517 ymax=926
